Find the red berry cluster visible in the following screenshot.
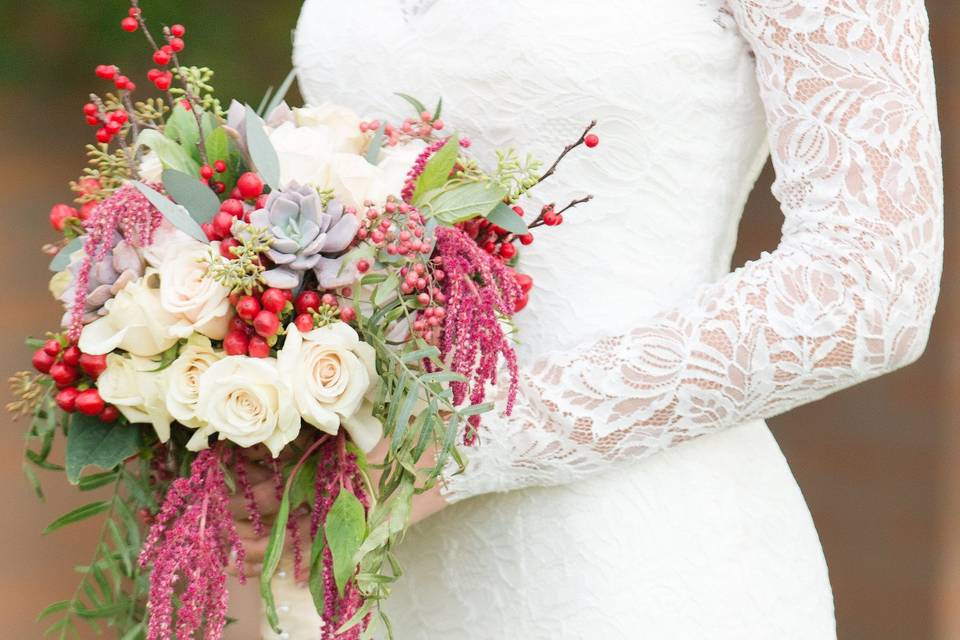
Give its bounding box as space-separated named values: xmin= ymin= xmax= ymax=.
xmin=199 ymin=160 xmax=230 ymax=193
xmin=49 ymin=204 xmax=80 ymax=232
xmin=201 ymin=174 xmax=267 ymax=246
xmin=144 ymin=24 xmax=185 ymax=92
xmin=359 ymin=110 xmax=445 ymax=148
xmin=225 ymin=288 xmax=292 ymax=358
xmin=32 ymin=339 xmax=117 ymax=422
xmin=83 ymin=100 xmax=129 ymax=145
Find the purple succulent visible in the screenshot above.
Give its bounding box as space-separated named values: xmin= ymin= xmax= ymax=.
xmin=246 ymin=182 xmax=360 ymax=290
xmin=59 ymin=234 xmax=145 ymax=326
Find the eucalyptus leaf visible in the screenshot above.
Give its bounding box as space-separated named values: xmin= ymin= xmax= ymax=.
xmin=486 ymin=202 xmax=529 ymax=235
xmin=365 ymin=125 xmax=385 ymax=165
xmin=65 ymin=413 xmax=141 ymax=485
xmin=412 ymin=135 xmax=459 ymax=205
xmin=394 ymin=93 xmax=428 ymax=117
xmin=162 ymin=169 xmax=220 ymax=224
xmin=421 ymin=181 xmax=508 ymax=225
xmin=325 ymin=490 xmax=366 ymax=597
xmin=49 ymin=236 xmax=85 ymax=272
xmin=130 ymin=181 xmax=208 ymax=243
xmin=374 ymin=272 xmax=400 ymax=307
xmin=135 ymin=129 xmax=199 ymax=176
xmin=244 ymin=104 xmax=281 ymax=189
xmin=43 ymin=501 xmax=112 ymax=534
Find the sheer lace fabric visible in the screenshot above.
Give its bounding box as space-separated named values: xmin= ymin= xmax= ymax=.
xmin=442 ymin=0 xmax=944 ymax=501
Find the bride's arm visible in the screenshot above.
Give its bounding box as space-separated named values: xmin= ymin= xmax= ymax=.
xmin=424 ymin=0 xmax=943 ymax=508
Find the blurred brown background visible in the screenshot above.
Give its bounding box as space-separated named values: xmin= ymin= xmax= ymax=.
xmin=0 ymin=1 xmax=955 ymax=638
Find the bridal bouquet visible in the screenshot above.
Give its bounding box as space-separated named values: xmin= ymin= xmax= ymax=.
xmin=9 ymin=3 xmax=597 ymax=639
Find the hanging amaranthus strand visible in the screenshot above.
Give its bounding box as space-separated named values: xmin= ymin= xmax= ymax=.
xmin=433 ymin=226 xmax=521 ymax=443
xmin=139 ymin=448 xmax=246 ymax=640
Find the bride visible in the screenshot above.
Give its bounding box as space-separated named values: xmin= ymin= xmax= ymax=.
xmin=241 ymin=0 xmax=944 ymax=637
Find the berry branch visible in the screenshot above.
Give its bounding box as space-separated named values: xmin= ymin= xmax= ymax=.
xmin=533 ymin=120 xmax=598 ymax=187
xmin=527 ymin=194 xmax=595 ymax=229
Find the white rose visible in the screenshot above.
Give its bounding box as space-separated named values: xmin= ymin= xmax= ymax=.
xmin=97 ymin=353 xmax=172 ymax=442
xmin=164 ymin=335 xmax=222 ymax=429
xmin=278 ymin=323 xmax=382 ymax=452
xmin=294 ymin=104 xmax=366 ymax=154
xmin=79 ymin=271 xmax=178 ymax=357
xmin=269 ymin=121 xmax=336 ymax=187
xmin=142 ymin=219 xmax=197 ymax=268
xmin=329 ymin=140 xmax=426 ymax=209
xmin=158 ymin=239 xmax=233 ymax=340
xmin=139 ymin=151 xmax=164 ymax=183
xmin=195 ymin=356 xmax=301 ymax=457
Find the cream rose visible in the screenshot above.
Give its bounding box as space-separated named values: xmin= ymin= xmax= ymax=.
xmin=138 ymin=151 xmax=164 ymax=183
xmin=97 ymin=353 xmax=172 ymax=442
xmin=195 ymin=356 xmax=301 ymax=457
xmin=164 ymin=335 xmax=222 ymax=429
xmin=269 ymin=121 xmax=336 ymax=187
xmin=294 ymin=104 xmax=366 ymax=154
xmin=78 ymin=270 xmax=178 ymax=357
xmin=277 ymin=322 xmax=382 ymax=452
xmin=157 ymin=239 xmax=233 ymax=340
xmin=329 ymin=141 xmax=425 ymax=209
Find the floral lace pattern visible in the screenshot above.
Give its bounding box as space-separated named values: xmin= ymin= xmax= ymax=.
xmin=443 ymin=0 xmax=944 ymax=501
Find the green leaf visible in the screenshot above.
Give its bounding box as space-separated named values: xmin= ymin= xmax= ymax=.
xmin=43 ymin=501 xmax=111 ymax=534
xmin=401 ymin=346 xmax=441 ymax=364
xmin=205 ymin=127 xmax=237 ymax=192
xmin=78 ymin=470 xmax=120 ymax=492
xmin=433 ymin=96 xmax=443 ymax=122
xmin=412 ymin=135 xmax=459 ymax=205
xmin=419 ymin=371 xmax=468 ymax=384
xmin=421 ymin=181 xmax=508 ymax=225
xmin=136 ymin=128 xmax=199 ymax=176
xmin=374 ymin=272 xmax=400 ymax=307
xmin=325 ymin=490 xmax=366 ymax=597
xmin=486 ymin=202 xmax=529 ymax=235
xmin=457 ymin=401 xmax=495 ymax=417
xmin=65 ymin=413 xmax=141 ymax=485
xmin=161 ymin=169 xmax=220 ymax=224
xmin=130 ymin=181 xmax=208 ymax=243
xmin=394 ymin=93 xmax=427 ymax=117
xmin=164 ymin=104 xmax=201 ymax=160
xmin=265 ymin=68 xmax=298 ymax=116
xmin=365 ymin=125 xmax=385 ymax=165
xmin=49 ymin=236 xmax=84 ymax=272
xmin=244 ymin=104 xmax=281 ymax=189
xmin=36 ymin=600 xmax=71 ymax=621
xmin=308 ymin=528 xmax=326 ymax=613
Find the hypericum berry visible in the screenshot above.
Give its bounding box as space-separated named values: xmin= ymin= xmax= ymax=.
xmin=217 ymin=237 xmax=238 ymax=259
xmin=154 ymin=72 xmax=173 ymax=91
xmin=114 ymin=74 xmax=130 ymax=90
xmin=49 ymin=204 xmax=78 ymax=231
xmin=85 ymin=115 xmax=101 ymax=126
xmin=295 ymin=291 xmax=321 ymax=315
xmin=105 ymin=120 xmax=122 ymax=135
xmin=109 ymin=110 xmax=128 ymax=124
xmin=212 ymin=210 xmax=235 ymax=238
xmin=261 ymin=288 xmax=287 ymax=313
xmin=584 ymin=133 xmax=599 ymax=148
xmin=214 ymin=160 xmax=227 ymax=173
xmin=218 ymin=199 xmax=243 ymax=218
xmin=223 ymin=330 xmax=250 ymax=356
xmin=236 ymin=296 xmax=261 ymax=321
xmin=62 ymin=345 xmax=82 ymax=367
xmin=95 ymin=128 xmax=112 ymax=144
xmin=515 ymin=292 xmax=530 ymax=312
xmin=229 ymin=316 xmax=251 ymax=334
xmin=515 ymin=273 xmax=534 ymax=293
xmin=55 ymin=387 xmax=79 ymax=413
xmin=499 ymin=243 xmax=517 ymax=259
xmin=147 ymin=68 xmax=162 ymax=82
xmin=519 ymin=233 xmax=534 ymax=245
xmin=170 ymin=24 xmax=186 ymax=37
xmin=339 ymin=306 xmax=356 ymax=322
xmin=120 ymin=16 xmax=139 ymax=32
xmin=95 ymin=65 xmax=117 ymax=80
xmin=201 ymin=222 xmax=220 ymax=242
xmin=236 ymin=173 xmax=264 ymax=199
xmin=83 ymin=102 xmax=98 ymax=116
xmin=169 ymin=37 xmax=185 ymax=53
xmin=200 ymin=165 xmax=214 ymax=180
xmin=78 ymin=353 xmax=108 ymax=379
xmin=49 ymin=362 xmax=79 ymax=388
xmin=356 ymin=259 xmax=370 ymax=274
xmin=99 ymin=405 xmax=120 ymax=423
xmin=212 ymin=181 xmax=226 ymax=194
xmin=253 ymin=310 xmax=280 ymax=338
xmin=294 ymin=313 xmax=314 ymax=333
xmin=152 ymin=49 xmax=172 ymax=66
xmin=31 ymin=348 xmax=55 ymax=374
xmin=74 ymin=389 xmax=105 ymax=417
xmin=42 ymin=339 xmax=62 ymax=356
xmin=247 ymin=336 xmax=270 ymax=358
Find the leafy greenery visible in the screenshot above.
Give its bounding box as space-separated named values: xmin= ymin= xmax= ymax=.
xmin=65 ymin=413 xmax=142 ymax=484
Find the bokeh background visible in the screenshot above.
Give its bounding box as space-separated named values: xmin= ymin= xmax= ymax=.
xmin=0 ymin=1 xmax=955 ymax=638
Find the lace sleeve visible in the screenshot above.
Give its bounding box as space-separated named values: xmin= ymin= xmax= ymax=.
xmin=442 ymin=0 xmax=944 ymax=502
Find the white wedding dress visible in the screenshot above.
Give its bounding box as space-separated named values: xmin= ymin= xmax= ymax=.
xmin=269 ymin=0 xmax=944 ymax=637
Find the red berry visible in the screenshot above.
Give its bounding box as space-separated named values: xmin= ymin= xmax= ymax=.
xmin=105 ymin=120 xmax=122 ymax=135
xmin=255 ymin=194 xmax=270 ymax=210
xmin=236 ymin=296 xmax=261 ymax=321
xmin=85 ymin=115 xmax=101 ymax=126
xmin=212 ymin=210 xmax=235 ymax=238
xmin=32 ymin=348 xmax=55 ymax=374
xmin=356 ymin=259 xmax=370 ymax=274
xmin=168 ymin=37 xmax=185 ymax=53
xmin=212 ymin=181 xmax=226 ymax=194
xmin=543 ymin=210 xmax=560 ymax=226
xmin=62 ymin=345 xmax=82 ymax=367
xmin=124 ymin=81 xmax=137 ymax=92
xmin=218 ymin=237 xmax=240 ymax=259
xmin=281 ymin=289 xmax=294 ymax=301
xmin=78 ymin=353 xmax=108 ymax=378
xmin=75 ymin=389 xmax=105 ymax=417
xmin=109 ymin=110 xmax=128 ymax=124
xmin=99 ymin=405 xmax=120 ymax=423
xmin=214 ymin=160 xmax=227 ymax=173
xmin=512 ymin=206 xmax=525 ymax=217
xmin=584 ymin=133 xmax=599 ymax=148
xmin=295 ymin=291 xmax=321 ymax=315
xmin=43 ymin=339 xmax=62 ymax=356
xmin=339 ymin=306 xmax=357 ymax=322
xmin=120 ymin=16 xmax=139 ymax=32
xmin=79 ymin=202 xmax=97 ymax=221
xmin=95 ymin=128 xmax=112 ymax=144
xmin=220 ymin=199 xmax=244 ymax=217
xmin=200 ymin=165 xmax=214 ymax=180
xmin=201 ymin=222 xmax=220 ymax=242
xmin=171 ymin=24 xmax=186 ymax=37
xmin=294 ymin=313 xmax=314 ymax=333
xmin=236 ymin=172 xmax=264 ymax=199
xmin=153 ymin=49 xmax=171 ymax=66
xmin=514 ymin=292 xmax=530 ymax=313
xmin=56 ymin=387 xmax=79 ymax=413
xmin=154 ymin=72 xmax=173 ymax=91
xmin=95 ymin=65 xmax=117 ymax=80
xmin=229 ymin=316 xmax=251 ymax=334
xmin=83 ymin=102 xmax=98 ymax=116
xmin=49 ymin=204 xmax=78 ymax=231
xmin=223 ymin=330 xmax=250 ymax=356
xmin=147 ymin=68 xmax=162 ymax=82
xmin=247 ymin=336 xmax=270 ymax=358
xmin=50 ymin=362 xmax=79 ymax=388
xmin=253 ymin=310 xmax=280 ymax=338
xmin=499 ymin=242 xmax=517 ymax=259
xmin=114 ymin=74 xmax=130 ymax=90
xmin=261 ymin=288 xmax=287 ymax=313
xmin=482 ymin=241 xmax=496 ymax=254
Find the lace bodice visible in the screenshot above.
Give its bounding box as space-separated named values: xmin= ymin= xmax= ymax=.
xmin=295 ymin=0 xmax=942 ymax=503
